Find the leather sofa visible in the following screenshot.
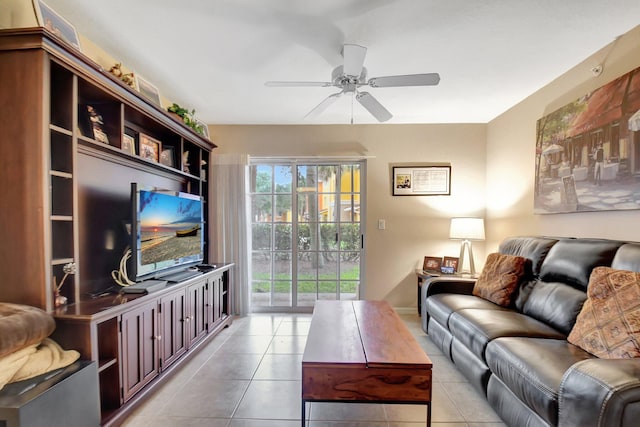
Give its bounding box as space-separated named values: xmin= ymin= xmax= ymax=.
xmin=421 ymin=236 xmax=640 ymax=427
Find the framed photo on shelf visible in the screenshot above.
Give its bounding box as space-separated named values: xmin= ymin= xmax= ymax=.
xmin=423 ymin=256 xmax=442 ymax=273
xmin=34 ymin=0 xmax=81 ymax=51
xmin=195 ymin=119 xmax=210 ymax=139
xmin=442 ymin=256 xmax=459 ymax=273
xmin=122 ymin=134 xmax=135 ymax=155
xmin=392 ymin=165 xmax=451 ymax=196
xmin=139 ymin=133 xmax=161 ymax=162
xmin=135 ymin=75 xmax=161 ymax=106
xmin=160 ymin=147 xmax=175 ymax=167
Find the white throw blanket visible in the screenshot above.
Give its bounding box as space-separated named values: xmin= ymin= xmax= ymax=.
xmin=0 ymin=338 xmax=80 ymax=390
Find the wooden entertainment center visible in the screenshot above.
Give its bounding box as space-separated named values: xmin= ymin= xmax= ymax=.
xmin=0 ymin=28 xmax=233 ymax=425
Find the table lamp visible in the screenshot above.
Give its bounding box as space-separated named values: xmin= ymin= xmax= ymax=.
xmin=449 ymin=217 xmax=485 ymax=276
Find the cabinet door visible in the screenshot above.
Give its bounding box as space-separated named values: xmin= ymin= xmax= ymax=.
xmin=186 ymin=279 xmax=208 ymax=347
xmin=213 ymin=273 xmax=222 ymax=325
xmin=159 ymin=290 xmax=187 ymax=370
xmin=120 ymin=301 xmax=159 ymax=402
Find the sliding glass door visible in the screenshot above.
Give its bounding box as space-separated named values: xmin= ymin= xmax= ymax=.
xmin=249 ymin=161 xmax=365 ymax=311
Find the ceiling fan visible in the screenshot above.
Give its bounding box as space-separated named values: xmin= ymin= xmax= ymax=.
xmin=265 ymin=44 xmax=440 ymax=122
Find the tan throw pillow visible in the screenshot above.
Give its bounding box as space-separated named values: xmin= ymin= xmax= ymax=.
xmin=473 ymin=253 xmax=528 ymax=307
xmin=568 ymin=266 xmax=640 ymax=359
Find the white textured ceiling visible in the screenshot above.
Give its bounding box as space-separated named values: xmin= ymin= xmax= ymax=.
xmin=44 ymin=0 xmax=640 ymax=125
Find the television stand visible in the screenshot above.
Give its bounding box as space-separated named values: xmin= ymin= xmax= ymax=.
xmin=159 ymin=269 xmax=203 ymax=283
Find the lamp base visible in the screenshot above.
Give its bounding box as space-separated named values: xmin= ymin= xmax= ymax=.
xmin=458 ymin=239 xmax=476 ymax=276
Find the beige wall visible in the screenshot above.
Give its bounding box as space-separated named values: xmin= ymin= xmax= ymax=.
xmin=210 ymin=124 xmax=486 ymax=306
xmin=486 ymin=24 xmax=640 ymax=252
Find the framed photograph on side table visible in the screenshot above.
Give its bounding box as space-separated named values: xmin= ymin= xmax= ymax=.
xmin=442 ymin=256 xmax=459 ymax=273
xmin=122 ymin=134 xmax=135 ymax=155
xmin=423 ymin=256 xmax=442 ymax=273
xmin=139 ymin=133 xmax=161 ymax=162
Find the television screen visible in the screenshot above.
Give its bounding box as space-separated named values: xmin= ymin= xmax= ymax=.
xmin=131 ymin=183 xmax=204 ymax=280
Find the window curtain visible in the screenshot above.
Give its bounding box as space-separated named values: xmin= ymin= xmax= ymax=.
xmin=209 ymin=153 xmax=250 ymax=316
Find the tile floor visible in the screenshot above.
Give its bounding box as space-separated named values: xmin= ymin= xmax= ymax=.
xmin=122 ymin=312 xmax=506 ymax=426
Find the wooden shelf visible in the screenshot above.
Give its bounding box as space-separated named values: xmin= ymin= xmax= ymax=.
xmin=98 ymin=358 xmax=118 ymax=373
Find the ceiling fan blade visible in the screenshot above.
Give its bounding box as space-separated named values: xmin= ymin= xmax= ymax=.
xmin=368 ymin=73 xmax=440 ymax=88
xmin=356 ymin=92 xmax=392 ymax=122
xmin=265 ymin=81 xmax=332 ymax=87
xmin=342 ymin=44 xmax=367 ymax=77
xmin=305 ymin=92 xmax=343 ymax=119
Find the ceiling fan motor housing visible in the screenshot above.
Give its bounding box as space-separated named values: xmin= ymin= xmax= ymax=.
xmin=332 ymin=66 xmax=368 ymax=92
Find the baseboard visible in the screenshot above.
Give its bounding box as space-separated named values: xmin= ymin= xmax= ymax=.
xmin=393 ymin=306 xmax=416 ymax=314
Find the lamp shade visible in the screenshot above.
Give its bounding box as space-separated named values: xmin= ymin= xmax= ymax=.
xmin=449 ymin=217 xmax=485 ymax=240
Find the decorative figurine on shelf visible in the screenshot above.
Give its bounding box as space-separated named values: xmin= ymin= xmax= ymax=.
xmin=53 ymin=262 xmax=77 ymax=308
xmin=108 ymin=62 xmax=135 ymax=88
xmin=182 ymin=151 xmax=190 ymax=174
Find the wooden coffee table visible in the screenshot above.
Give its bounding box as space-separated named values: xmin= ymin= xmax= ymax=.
xmin=301 ymin=300 xmax=432 ymax=426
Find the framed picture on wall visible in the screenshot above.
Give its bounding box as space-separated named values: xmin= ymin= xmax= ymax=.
xmin=139 ymin=133 xmax=161 ymax=162
xmin=392 ymin=165 xmax=451 ymax=196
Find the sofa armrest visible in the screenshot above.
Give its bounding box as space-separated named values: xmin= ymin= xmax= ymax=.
xmin=423 ymin=276 xmax=476 ymax=298
xmin=559 ymin=358 xmax=640 ymax=427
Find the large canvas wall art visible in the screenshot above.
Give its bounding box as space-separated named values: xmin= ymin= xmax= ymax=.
xmin=534 ymin=66 xmax=640 ymax=214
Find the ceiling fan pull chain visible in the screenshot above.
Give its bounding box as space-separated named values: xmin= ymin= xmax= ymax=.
xmin=351 ymin=92 xmax=354 ymax=125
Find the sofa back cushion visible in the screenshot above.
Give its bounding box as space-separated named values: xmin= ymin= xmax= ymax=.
xmin=499 ymin=236 xmax=559 ymax=277
xmin=520 ymin=280 xmax=587 ymax=335
xmin=612 ymin=243 xmax=640 ymax=272
xmin=539 ymin=238 xmax=624 ymax=290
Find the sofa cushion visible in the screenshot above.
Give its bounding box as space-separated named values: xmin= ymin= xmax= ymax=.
xmin=425 ymin=293 xmax=508 ymax=327
xmin=498 ymin=236 xmax=559 ymax=276
xmin=539 ymin=238 xmax=623 ymax=290
xmin=473 ymin=253 xmax=529 ymax=307
xmin=448 ymin=309 xmax=566 ymax=357
xmin=568 ymin=266 xmax=640 ymax=358
xmin=520 ymin=280 xmax=587 ymax=335
xmin=486 ymin=337 xmax=594 ymax=426
xmin=612 ymin=243 xmax=640 ymax=273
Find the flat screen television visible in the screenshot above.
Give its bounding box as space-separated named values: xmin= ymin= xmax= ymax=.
xmin=131 ymin=183 xmax=204 ymax=281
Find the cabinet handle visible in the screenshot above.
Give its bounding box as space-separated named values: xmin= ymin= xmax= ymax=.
xmin=156 ymin=335 xmax=162 ymax=341
xmin=185 ymin=317 xmax=190 ymax=323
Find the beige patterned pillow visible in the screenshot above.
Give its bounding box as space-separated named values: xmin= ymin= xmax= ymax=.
xmin=473 ymin=253 xmax=528 ymax=307
xmin=568 ymin=267 xmax=640 ymax=359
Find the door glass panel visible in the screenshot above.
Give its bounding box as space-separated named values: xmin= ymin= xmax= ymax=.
xmin=252 ymin=224 xmax=271 ymax=250
xmin=250 ymin=165 xmax=272 ymax=193
xmin=274 ymin=194 xmax=291 ymax=222
xmin=274 ymin=224 xmax=291 ymax=250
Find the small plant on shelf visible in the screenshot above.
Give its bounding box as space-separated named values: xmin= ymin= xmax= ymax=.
xmin=167 ymin=103 xmax=205 ymax=136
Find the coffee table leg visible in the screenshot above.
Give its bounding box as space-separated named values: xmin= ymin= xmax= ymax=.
xmin=426 ymin=402 xmax=431 ymax=427
xmin=301 ymin=399 xmax=305 ymax=426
